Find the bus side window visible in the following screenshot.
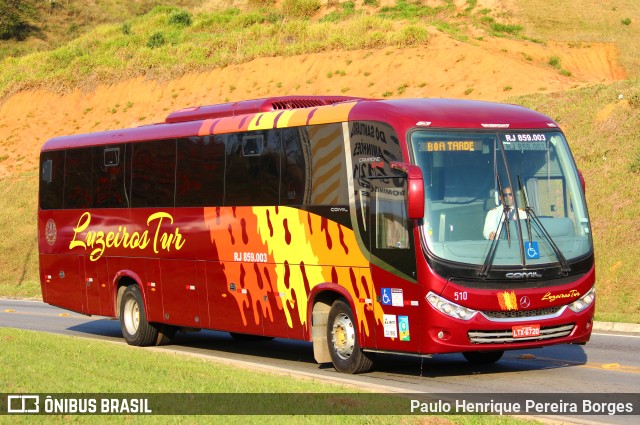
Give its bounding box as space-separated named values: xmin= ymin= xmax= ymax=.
xmin=39 ymin=151 xmax=65 ymax=210
xmin=368 ymin=167 xmax=416 ymax=279
xmin=176 ymin=136 xmax=225 ymax=207
xmin=374 ymin=189 xmax=409 ymax=249
xmin=349 ymin=120 xmax=416 ymax=277
xmin=225 ymin=130 xmax=280 ymax=206
xmin=93 ymin=145 xmax=130 ymax=208
xmin=64 ymin=148 xmax=93 ymax=209
xmin=42 ymin=159 xmax=53 ymax=183
xmin=306 ymin=123 xmax=349 ymax=206
xmin=131 ymin=139 xmax=176 ymax=208
xmin=280 ymin=127 xmax=307 ymax=205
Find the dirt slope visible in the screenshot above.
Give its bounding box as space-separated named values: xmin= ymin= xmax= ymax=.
xmin=0 ymin=30 xmax=625 ymax=178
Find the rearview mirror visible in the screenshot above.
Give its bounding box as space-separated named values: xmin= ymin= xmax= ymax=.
xmin=577 ymin=169 xmax=586 ymax=193
xmin=391 ymin=162 xmax=425 ymax=219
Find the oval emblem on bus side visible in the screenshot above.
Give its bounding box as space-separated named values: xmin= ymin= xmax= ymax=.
xmin=45 ymin=219 xmax=57 ymax=246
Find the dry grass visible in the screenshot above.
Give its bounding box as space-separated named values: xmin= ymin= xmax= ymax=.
xmin=513 ymin=0 xmax=640 ymax=76
xmin=511 ymin=79 xmax=640 ymax=322
xmin=0 ymin=174 xmax=40 ymax=298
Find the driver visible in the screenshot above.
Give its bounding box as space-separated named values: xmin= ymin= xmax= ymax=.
xmin=483 ymin=187 xmax=527 ymax=240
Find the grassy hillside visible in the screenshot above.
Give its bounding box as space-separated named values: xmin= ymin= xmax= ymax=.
xmin=513 ymin=80 xmax=640 ymax=322
xmin=514 ymin=0 xmax=639 ymax=76
xmin=0 ymin=0 xmax=204 ymax=59
xmin=0 ymin=0 xmax=639 ymax=322
xmin=0 ymin=0 xmax=547 ymax=99
xmin=0 ymin=173 xmax=37 ymax=298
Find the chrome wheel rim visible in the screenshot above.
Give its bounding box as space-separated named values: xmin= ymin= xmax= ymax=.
xmin=331 ymin=312 xmax=355 ymax=360
xmin=123 ymin=297 xmax=140 ymax=336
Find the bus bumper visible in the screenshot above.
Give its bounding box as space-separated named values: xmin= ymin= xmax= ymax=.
xmin=421 ymin=300 xmax=595 ymax=354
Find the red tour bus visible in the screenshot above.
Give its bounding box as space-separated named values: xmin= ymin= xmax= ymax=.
xmin=38 ymin=96 xmax=595 ymax=373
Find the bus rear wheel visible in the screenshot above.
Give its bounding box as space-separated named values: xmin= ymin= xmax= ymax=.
xmin=462 ymin=350 xmax=504 ymax=364
xmin=120 ymin=285 xmax=168 ymax=346
xmin=327 ymin=299 xmax=374 ymax=374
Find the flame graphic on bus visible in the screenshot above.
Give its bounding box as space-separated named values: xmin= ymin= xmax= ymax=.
xmin=498 ymin=291 xmax=518 ymax=311
xmin=203 ymin=206 xmax=378 ymax=337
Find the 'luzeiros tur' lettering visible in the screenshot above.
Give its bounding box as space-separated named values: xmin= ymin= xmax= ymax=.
xmin=69 ymin=212 xmax=185 ymax=261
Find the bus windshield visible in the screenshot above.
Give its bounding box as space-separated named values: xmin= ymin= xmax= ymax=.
xmin=411 ymin=130 xmax=592 ymax=267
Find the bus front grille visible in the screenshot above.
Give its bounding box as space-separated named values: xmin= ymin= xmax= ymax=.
xmin=468 ymin=324 xmax=575 ymax=344
xmin=482 ymin=306 xmax=563 ymax=320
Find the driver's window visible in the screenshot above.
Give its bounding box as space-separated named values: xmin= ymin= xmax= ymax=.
xmin=374 ymin=189 xmax=409 ymax=249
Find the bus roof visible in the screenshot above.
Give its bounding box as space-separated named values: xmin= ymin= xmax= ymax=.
xmin=41 ymin=96 xmax=558 ymax=151
xmin=351 ymin=98 xmax=558 ymax=131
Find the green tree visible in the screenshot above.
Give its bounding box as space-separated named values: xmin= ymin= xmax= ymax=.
xmin=0 ymin=0 xmax=37 ymax=40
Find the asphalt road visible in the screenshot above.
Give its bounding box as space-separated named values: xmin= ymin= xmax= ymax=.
xmin=2 ymin=298 xmax=639 ymax=424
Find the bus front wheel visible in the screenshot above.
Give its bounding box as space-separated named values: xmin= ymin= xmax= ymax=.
xmin=327 ymin=299 xmax=374 ymax=374
xmin=120 ymin=285 xmax=166 ymax=346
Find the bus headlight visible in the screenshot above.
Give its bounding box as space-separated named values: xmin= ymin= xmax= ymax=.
xmin=426 ymin=291 xmax=477 ymax=321
xmin=568 ymin=286 xmax=596 ymax=313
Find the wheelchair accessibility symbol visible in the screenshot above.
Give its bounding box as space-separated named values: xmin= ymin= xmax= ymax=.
xmin=526 ymin=241 xmax=540 ymax=259
xmin=381 ymin=288 xmax=392 ymax=306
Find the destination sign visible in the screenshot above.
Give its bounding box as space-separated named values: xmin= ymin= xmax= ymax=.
xmin=502 ymin=141 xmax=547 ymax=151
xmin=502 ymin=134 xmax=548 ymax=151
xmin=418 ymin=141 xmax=482 ymax=152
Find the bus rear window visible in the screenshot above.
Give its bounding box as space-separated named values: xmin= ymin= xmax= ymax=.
xmin=39 ymin=151 xmax=65 ymax=210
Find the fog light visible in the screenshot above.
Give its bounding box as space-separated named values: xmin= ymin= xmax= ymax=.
xmin=437 ymin=331 xmax=445 ymax=339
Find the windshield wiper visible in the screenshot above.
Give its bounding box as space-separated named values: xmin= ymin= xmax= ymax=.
xmin=517 ymin=175 xmax=570 ymax=275
xmin=517 ymin=175 xmax=533 ymax=241
xmin=480 ymin=177 xmax=511 ymax=279
xmin=479 ymin=213 xmax=506 ymax=279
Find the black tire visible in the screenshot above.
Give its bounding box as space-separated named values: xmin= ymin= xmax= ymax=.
xmin=119 ymin=285 xmax=160 ymax=346
xmin=326 ymin=299 xmax=374 ymax=374
xmin=462 ymin=350 xmax=504 ymax=365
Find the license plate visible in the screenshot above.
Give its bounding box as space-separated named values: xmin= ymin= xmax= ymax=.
xmin=512 ymin=324 xmax=540 ymax=338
